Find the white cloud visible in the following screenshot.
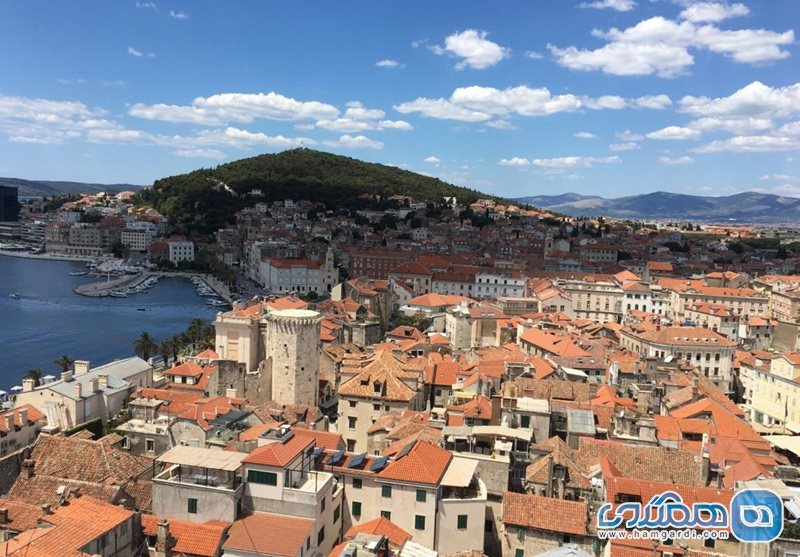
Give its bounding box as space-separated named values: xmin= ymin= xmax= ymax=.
xmin=376 ymin=59 xmax=403 ymax=68
xmin=0 ymin=94 xmax=116 ymax=144
xmin=56 ymin=78 xmax=87 ymax=85
xmin=169 ymin=9 xmax=188 ymax=19
xmin=659 ymin=155 xmax=694 ymax=165
xmin=525 ymin=51 xmax=544 ymax=59
xmin=135 ymin=1 xmax=157 ymax=9
xmin=688 ymin=116 xmax=773 ymax=134
xmin=609 ymin=142 xmax=640 ymax=151
xmin=549 ymin=16 xmax=793 ymax=77
xmin=694 ymin=135 xmax=800 ymax=153
xmin=582 ymin=95 xmax=628 ymax=110
xmin=498 ymin=157 xmax=530 ymax=166
xmin=679 ymin=2 xmax=749 ymax=23
xmin=323 ymin=134 xmax=383 ymax=149
xmin=634 ymin=94 xmax=672 ymax=109
xmin=678 ymin=81 xmax=800 ymax=120
xmin=578 ymin=0 xmax=636 ymax=11
xmin=424 ymin=156 xmax=441 ymax=164
xmin=88 ymin=126 xmax=316 ymax=150
xmin=574 ymin=131 xmax=596 ymax=139
xmin=173 ymin=148 xmax=226 ymax=159
xmin=485 ymin=119 xmax=516 ymax=130
xmin=312 ymin=102 xmax=412 ymax=132
xmin=129 ymin=91 xmax=340 ymax=125
xmin=432 ymin=29 xmax=510 ymax=70
xmin=379 ymin=120 xmax=413 ymax=130
xmin=760 ymin=173 xmax=796 ymax=181
xmin=128 ymin=46 xmax=156 ymax=58
xmin=531 ymin=156 xmax=621 ymax=168
xmin=646 ymin=125 xmax=701 ymax=140
xmin=616 ymin=130 xmax=645 ymax=141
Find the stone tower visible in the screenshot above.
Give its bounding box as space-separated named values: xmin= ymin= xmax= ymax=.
xmin=263 ymin=308 xmax=322 ymax=407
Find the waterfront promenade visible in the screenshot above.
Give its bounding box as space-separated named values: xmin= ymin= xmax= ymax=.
xmin=75 ymin=270 xmax=233 ymax=302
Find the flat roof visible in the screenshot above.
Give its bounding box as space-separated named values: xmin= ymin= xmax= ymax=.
xmin=441 ymin=457 xmax=478 ymax=487
xmin=270 ymin=308 xmax=320 ymax=318
xmin=156 ymin=446 xmax=248 ymax=471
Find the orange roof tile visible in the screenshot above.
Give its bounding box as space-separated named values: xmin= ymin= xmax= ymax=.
xmin=141 ymin=515 xmax=228 ymax=557
xmin=345 ymin=517 xmax=412 ymax=548
xmin=243 ymin=433 xmax=314 ymax=467
xmin=502 ymin=492 xmax=587 ymax=536
xmin=224 ymin=512 xmax=314 ymax=557
xmin=378 ymin=441 xmax=452 ymax=485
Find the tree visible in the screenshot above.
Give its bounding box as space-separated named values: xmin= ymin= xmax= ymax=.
xmin=133 ymin=331 xmax=159 ymax=361
xmin=24 ymin=368 xmax=44 ymax=388
xmin=54 ymin=355 xmax=74 ymax=373
xmin=158 ymin=340 xmax=174 ymax=366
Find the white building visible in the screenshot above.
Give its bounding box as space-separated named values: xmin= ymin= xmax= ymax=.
xmin=168 ymin=238 xmax=195 ymax=265
xmin=474 ymin=272 xmax=526 ymax=299
xmin=259 ymin=248 xmax=338 ymax=295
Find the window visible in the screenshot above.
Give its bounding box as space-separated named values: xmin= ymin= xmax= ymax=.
xmin=515 ymin=550 xmax=524 ymax=557
xmin=121 ymin=436 xmax=130 ymax=450
xmin=248 ymin=470 xmax=278 ymax=485
xmin=347 ymin=439 xmax=356 ymax=451
xmin=416 ymin=489 xmax=426 ymax=502
xmin=704 ymin=538 xmax=715 ymax=549
xmin=145 ymin=438 xmax=155 ymax=453
xmin=333 ymin=506 xmax=340 ymax=523
xmin=321 ymin=497 xmax=326 ymax=512
xmin=353 ymin=478 xmax=362 ymax=489
xmin=381 ymin=510 xmax=391 ymax=519
xmin=382 ymin=485 xmax=392 ymax=498
xmin=352 ymin=501 xmax=362 ymax=517
xmin=414 ymin=515 xmax=426 ymax=530
xmin=520 ymin=415 xmax=530 ymax=428
xmin=457 ymin=515 xmax=468 ymax=529
xmin=348 ymin=417 xmax=357 ymax=429
xmin=349 ymin=401 xmax=357 ymax=408
xmin=317 ymin=526 xmax=325 ymax=545
xmin=306 ymin=538 xmax=311 ymax=551
xmin=187 ymin=498 xmax=197 ymax=514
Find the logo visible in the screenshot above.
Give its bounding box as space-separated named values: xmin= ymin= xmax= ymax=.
xmin=597 ymin=488 xmax=784 ymax=544
xmin=730 ymin=489 xmax=783 ymax=543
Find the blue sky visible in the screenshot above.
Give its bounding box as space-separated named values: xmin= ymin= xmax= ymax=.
xmin=0 ymin=0 xmax=798 ymax=198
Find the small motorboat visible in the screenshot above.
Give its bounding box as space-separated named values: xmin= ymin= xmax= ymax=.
xmin=8 ymin=293 xmax=20 ymax=299
xmin=137 ymin=308 xmax=146 ymax=311
xmin=69 ymin=271 xmax=87 ymax=276
xmin=109 ymin=290 xmax=128 ymax=298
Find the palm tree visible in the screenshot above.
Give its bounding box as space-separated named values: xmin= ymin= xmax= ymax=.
xmin=24 ymin=368 xmax=44 ymax=388
xmin=158 ymin=339 xmax=173 ymax=366
xmin=170 ymin=336 xmax=182 ymax=363
xmin=133 ymin=331 xmax=159 ymax=361
xmin=54 ymin=355 xmax=74 ymax=373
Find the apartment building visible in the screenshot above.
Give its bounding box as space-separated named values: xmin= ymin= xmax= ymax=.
xmin=0 ymin=405 xmax=46 ymax=458
xmin=619 ymin=326 xmax=736 ymax=394
xmin=750 ymin=352 xmax=800 ymax=432
xmin=559 ymin=278 xmax=623 ymax=324
xmin=474 ymin=272 xmax=525 ymax=299
xmin=168 ymin=237 xmax=195 ymax=265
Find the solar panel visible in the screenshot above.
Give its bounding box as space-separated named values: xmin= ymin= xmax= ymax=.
xmin=396 ymin=441 xmax=415 ymax=460
xmin=312 ymin=447 xmax=324 ymax=459
xmin=370 ymin=456 xmax=388 ymax=471
xmin=327 ymin=450 xmax=344 ymax=465
xmin=348 ymin=452 xmax=367 ymax=468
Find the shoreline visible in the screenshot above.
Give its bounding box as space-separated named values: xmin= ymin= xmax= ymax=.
xmin=0 ymin=249 xmax=93 ymax=263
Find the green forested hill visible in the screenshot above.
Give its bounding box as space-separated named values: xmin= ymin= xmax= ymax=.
xmin=135 ymin=149 xmax=491 ymax=236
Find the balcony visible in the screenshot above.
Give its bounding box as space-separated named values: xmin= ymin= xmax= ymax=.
xmin=154 ymin=464 xmax=244 ymax=496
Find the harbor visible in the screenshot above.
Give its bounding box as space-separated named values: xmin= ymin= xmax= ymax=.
xmin=74 ymin=269 xmax=234 ymax=304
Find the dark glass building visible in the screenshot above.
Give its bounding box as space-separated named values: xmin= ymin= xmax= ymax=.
xmin=0 ymin=186 xmax=20 ymax=221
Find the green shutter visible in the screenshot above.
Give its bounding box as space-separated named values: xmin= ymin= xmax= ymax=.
xmin=415 ymin=515 xmax=426 ymax=530
xmin=352 ymin=501 xmax=362 ymax=516
xmin=416 ymin=489 xmax=426 ymax=502
xmin=353 ymin=478 xmax=362 ymax=489
xmin=187 ymin=498 xmax=197 ymax=514
xmin=381 ymin=510 xmax=391 ymax=520
xmin=457 ymin=515 xmax=468 ymax=529
xmin=382 ymin=485 xmax=392 ymax=497
xmin=520 ymin=415 xmax=531 ymax=428
xmin=248 ymin=470 xmax=277 ymax=485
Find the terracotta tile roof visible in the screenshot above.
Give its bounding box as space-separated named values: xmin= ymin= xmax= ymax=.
xmin=519 ymin=329 xmax=591 ymax=357
xmin=293 ymin=427 xmax=345 ymax=451
xmin=502 ymin=492 xmax=588 ymax=536
xmin=338 ymin=350 xmax=419 ymax=402
xmin=166 ymin=360 xmax=205 ymax=377
xmin=243 ymin=432 xmax=314 ymax=467
xmin=26 ymin=434 xmax=152 ymax=485
xmin=177 ymin=395 xmax=246 ymax=431
xmin=134 ymin=388 xmax=205 ymax=416
xmin=426 ymin=360 xmax=461 ymax=387
xmin=224 ymin=512 xmax=314 ymax=557
xmin=194 ymin=348 xmax=220 ymax=359
xmin=0 ymin=499 xmax=46 ymax=532
xmin=574 ymin=438 xmax=706 ymax=486
xmin=7 ymin=475 xmax=122 ymax=508
xmin=120 ymin=479 xmax=152 ymax=511
xmin=0 ymin=405 xmax=45 ymax=432
xmin=526 ymin=437 xmax=590 ymax=490
xmin=345 ymin=517 xmax=412 ymax=548
xmin=1 ymin=496 xmax=133 ymax=557
xmin=239 ymin=421 xmax=283 ymax=442
xmin=407 ymin=293 xmax=472 ymax=308
xmin=378 ymin=441 xmax=452 ymax=484
xmin=382 ymin=427 xmax=442 ymax=457
xmin=447 ymin=396 xmax=493 ymax=421
xmin=631 ymin=326 xmax=736 ymax=347
xmin=142 ymin=515 xmax=229 ymax=557
xmin=503 ymin=378 xmax=596 ymax=402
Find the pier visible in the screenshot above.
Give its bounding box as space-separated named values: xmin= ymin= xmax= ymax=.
xmin=74 ymin=270 xmax=233 ymax=302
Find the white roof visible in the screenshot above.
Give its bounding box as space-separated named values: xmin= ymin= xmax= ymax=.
xmin=157 ymin=446 xmax=248 ymax=471
xmin=516 ymin=397 xmax=549 ymax=413
xmin=763 ymin=435 xmax=800 ymax=457
xmin=399 ymin=541 xmax=438 ymax=557
xmin=441 ymin=457 xmax=478 ymax=487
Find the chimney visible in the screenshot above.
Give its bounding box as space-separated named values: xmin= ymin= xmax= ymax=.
xmin=21 ymin=459 xmax=33 ymax=480
xmin=74 ymin=360 xmax=90 ymax=376
xmin=75 ymin=382 xmax=83 ymax=399
xmin=98 ymin=375 xmax=108 ymax=389
xmin=156 ymin=519 xmax=172 ymax=557
xmin=89 ymin=378 xmax=99 ymax=393
xmin=0 ymin=508 xmax=7 ymax=524
xmin=226 ymin=388 xmax=238 ymax=399
xmin=18 ymin=408 xmax=27 ymax=425
xmin=40 ymin=503 xmax=51 ymax=515
xmin=22 ymin=379 xmax=34 ymax=393
xmin=61 ymin=371 xmax=73 ymax=382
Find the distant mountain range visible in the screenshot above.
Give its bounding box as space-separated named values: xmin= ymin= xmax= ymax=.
xmin=0 ymin=177 xmax=143 ymax=197
xmin=515 ymin=191 xmax=800 ymax=223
